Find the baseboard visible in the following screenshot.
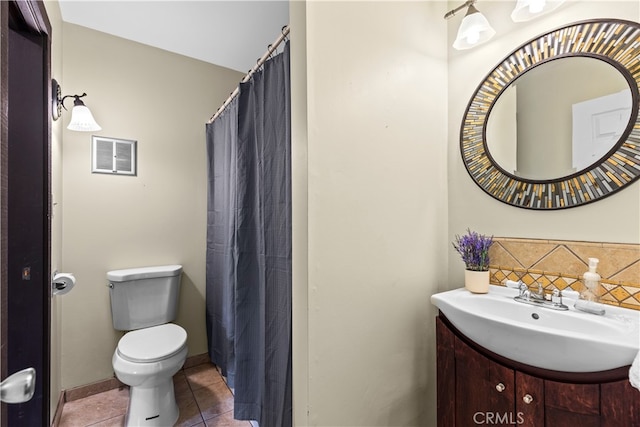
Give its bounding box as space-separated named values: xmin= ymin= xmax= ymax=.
xmin=60 ymin=352 xmax=211 ymax=403
xmin=50 ymin=390 xmax=65 ymax=427
xmin=183 ymin=352 xmax=211 ymax=370
xmin=64 ymin=377 xmax=125 ymax=402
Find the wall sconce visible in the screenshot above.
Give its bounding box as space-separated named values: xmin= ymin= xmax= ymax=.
xmin=511 ymin=0 xmax=566 ymax=22
xmin=445 ymin=0 xmax=496 ymax=50
xmin=51 ymin=79 xmax=101 ymax=132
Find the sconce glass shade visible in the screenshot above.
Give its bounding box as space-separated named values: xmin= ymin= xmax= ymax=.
xmin=67 ymin=101 xmax=101 ymax=132
xmin=51 ymin=79 xmax=101 ymax=132
xmin=511 ymin=0 xmax=566 ymax=22
xmin=453 ymin=4 xmax=496 ymax=50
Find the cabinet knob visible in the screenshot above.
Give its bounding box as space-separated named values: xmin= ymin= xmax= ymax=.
xmin=523 ymin=394 xmax=534 ymax=404
xmin=495 ymin=383 xmax=505 ymax=392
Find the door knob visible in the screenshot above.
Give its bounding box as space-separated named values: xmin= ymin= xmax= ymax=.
xmin=0 ymin=368 xmax=36 ymax=404
xmin=495 ymin=383 xmax=505 ymax=392
xmin=523 ymin=394 xmax=534 ymax=404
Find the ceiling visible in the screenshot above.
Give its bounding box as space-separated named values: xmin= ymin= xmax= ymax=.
xmin=58 ymin=0 xmax=290 ymax=72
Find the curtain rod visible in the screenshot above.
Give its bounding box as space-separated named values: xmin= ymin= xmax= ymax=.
xmin=207 ymin=25 xmax=290 ymax=124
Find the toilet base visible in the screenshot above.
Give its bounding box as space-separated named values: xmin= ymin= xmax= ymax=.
xmin=125 ymin=379 xmax=178 ymax=427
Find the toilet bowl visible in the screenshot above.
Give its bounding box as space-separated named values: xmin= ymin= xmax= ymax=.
xmin=107 ymin=265 xmax=187 ymax=427
xmin=113 ymin=323 xmax=188 ymax=426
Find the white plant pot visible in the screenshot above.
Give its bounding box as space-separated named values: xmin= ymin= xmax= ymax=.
xmin=465 ymin=270 xmax=490 ymax=294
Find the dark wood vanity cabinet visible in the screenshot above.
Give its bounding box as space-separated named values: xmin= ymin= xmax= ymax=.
xmin=436 ymin=315 xmax=640 ymax=426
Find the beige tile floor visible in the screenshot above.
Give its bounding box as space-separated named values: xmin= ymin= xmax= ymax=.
xmin=59 ymin=362 xmax=251 ymax=427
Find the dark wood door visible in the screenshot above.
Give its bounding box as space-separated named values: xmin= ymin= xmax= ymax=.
xmin=454 ymin=335 xmax=515 ymax=426
xmin=436 ymin=317 xmax=456 ymax=426
xmin=601 ymin=379 xmax=640 ymax=427
xmin=515 ymin=371 xmax=544 ymax=426
xmin=1 ymin=1 xmax=51 ymax=426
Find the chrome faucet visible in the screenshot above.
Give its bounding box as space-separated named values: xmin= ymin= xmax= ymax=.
xmin=515 ymin=281 xmax=568 ymax=311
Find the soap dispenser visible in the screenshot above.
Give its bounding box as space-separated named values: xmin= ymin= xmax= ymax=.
xmin=574 ymin=257 xmax=605 ymax=315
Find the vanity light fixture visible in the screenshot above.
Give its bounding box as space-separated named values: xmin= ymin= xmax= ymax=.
xmin=511 ymin=0 xmax=566 ymax=22
xmin=51 ymin=79 xmax=102 ymax=132
xmin=444 ymin=0 xmax=496 ymax=50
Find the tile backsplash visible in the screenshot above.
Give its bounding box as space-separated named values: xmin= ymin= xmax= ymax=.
xmin=489 ymin=237 xmax=640 ymax=311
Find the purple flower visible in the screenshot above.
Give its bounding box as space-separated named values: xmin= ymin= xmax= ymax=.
xmin=452 ymin=229 xmax=493 ymax=271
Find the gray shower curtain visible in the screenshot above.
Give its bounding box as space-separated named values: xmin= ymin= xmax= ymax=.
xmin=205 ymin=42 xmax=291 ymax=427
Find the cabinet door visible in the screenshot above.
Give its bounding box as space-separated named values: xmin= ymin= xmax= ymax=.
xmin=436 ymin=317 xmax=456 ymax=426
xmin=454 ymin=336 xmax=515 ymax=426
xmin=516 ymin=371 xmax=544 ymax=426
xmin=545 ymin=381 xmax=600 ymax=427
xmin=601 ymin=379 xmax=640 ymax=427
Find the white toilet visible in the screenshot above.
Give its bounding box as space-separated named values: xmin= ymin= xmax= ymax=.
xmin=108 ymin=265 xmax=188 ymax=427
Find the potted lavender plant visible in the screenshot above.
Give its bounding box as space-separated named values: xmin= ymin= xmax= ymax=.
xmin=452 ymin=229 xmax=493 ymax=293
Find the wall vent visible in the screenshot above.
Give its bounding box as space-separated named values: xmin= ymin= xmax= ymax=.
xmin=91 ymin=136 xmax=137 ymax=175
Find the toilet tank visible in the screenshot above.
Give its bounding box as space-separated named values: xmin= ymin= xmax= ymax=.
xmin=108 ymin=265 xmax=183 ymax=331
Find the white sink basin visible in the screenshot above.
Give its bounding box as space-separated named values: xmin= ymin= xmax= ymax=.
xmin=431 ymin=285 xmax=640 ymax=372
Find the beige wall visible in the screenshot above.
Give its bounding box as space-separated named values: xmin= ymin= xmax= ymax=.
xmin=448 ymin=1 xmax=640 ymax=289
xmin=290 ymin=1 xmax=309 ymax=425
xmin=294 ymin=1 xmax=448 ymax=425
xmin=48 ymin=0 xmax=640 ymax=424
xmin=44 ymin=0 xmax=64 ymax=420
xmin=59 ymin=23 xmax=242 ymax=388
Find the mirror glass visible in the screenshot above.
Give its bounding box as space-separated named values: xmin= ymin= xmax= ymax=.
xmin=486 ymin=57 xmax=632 ymax=180
xmin=460 ymin=19 xmax=640 ymax=210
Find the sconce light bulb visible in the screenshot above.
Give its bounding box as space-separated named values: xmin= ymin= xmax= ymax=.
xmin=466 ymin=30 xmax=480 ymax=45
xmin=529 ymin=0 xmax=545 ymax=14
xmin=512 ymin=0 xmax=564 ymax=22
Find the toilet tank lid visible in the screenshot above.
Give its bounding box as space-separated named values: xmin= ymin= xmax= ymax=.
xmin=107 ymin=265 xmax=183 ymax=282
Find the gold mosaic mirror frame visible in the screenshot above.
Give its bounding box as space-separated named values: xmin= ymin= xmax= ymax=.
xmin=461 ymin=19 xmax=640 ymax=210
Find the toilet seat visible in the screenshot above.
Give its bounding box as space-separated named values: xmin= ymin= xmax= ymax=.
xmin=117 ymin=323 xmax=187 ymax=363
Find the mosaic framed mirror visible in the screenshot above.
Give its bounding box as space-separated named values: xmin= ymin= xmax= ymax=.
xmin=461 ymin=19 xmax=640 ymax=210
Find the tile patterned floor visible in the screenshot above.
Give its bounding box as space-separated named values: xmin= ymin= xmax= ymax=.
xmin=58 ymin=362 xmax=251 ymax=427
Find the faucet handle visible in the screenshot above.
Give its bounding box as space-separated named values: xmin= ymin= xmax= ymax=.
xmin=517 ymin=281 xmax=532 ymax=300
xmin=505 ymin=279 xmax=522 ymax=289
xmin=551 ymin=288 xmax=562 ymax=305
